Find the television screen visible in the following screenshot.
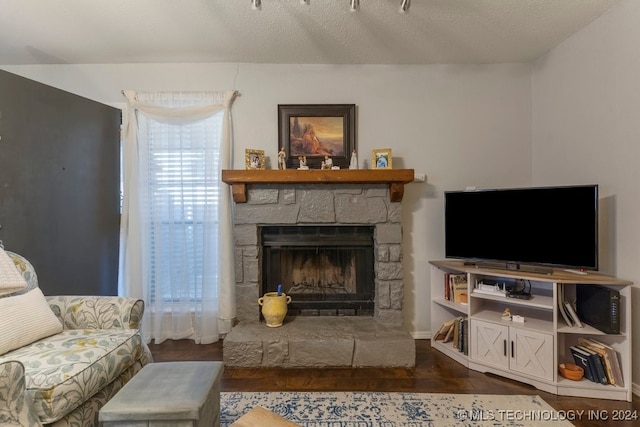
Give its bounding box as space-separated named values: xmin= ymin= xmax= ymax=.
xmin=444 ymin=185 xmax=598 ymax=271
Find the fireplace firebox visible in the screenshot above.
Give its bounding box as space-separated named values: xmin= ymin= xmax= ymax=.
xmin=261 ymin=225 xmax=375 ymax=316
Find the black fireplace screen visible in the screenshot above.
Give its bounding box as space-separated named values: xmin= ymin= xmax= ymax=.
xmin=261 ymin=225 xmax=375 ymax=316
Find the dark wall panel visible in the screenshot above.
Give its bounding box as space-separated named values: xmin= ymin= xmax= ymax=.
xmin=0 ymin=69 xmax=120 ymax=295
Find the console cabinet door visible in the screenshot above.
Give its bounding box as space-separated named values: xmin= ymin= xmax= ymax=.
xmin=511 ymin=328 xmax=554 ymax=381
xmin=471 ymin=319 xmax=555 ymax=382
xmin=470 ymin=319 xmax=509 ymax=368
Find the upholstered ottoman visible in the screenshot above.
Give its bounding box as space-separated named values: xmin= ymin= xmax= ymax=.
xmin=99 ymin=361 xmax=224 ymax=427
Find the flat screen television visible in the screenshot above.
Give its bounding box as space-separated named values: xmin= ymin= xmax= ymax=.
xmin=444 ymin=185 xmax=598 ymax=273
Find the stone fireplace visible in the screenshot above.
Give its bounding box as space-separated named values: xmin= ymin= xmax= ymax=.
xmin=222 ymin=169 xmax=416 ymax=368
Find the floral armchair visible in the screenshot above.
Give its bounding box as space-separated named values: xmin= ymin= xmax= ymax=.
xmin=0 ymin=251 xmax=152 ymax=427
xmin=0 ymin=361 xmax=41 ymax=426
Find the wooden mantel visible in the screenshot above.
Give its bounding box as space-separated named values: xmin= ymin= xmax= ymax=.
xmin=221 ymin=169 xmax=415 ymax=203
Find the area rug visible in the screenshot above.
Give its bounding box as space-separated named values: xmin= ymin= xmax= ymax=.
xmin=221 ymin=391 xmax=575 ymax=426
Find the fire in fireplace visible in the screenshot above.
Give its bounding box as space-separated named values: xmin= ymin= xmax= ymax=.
xmin=261 ymin=225 xmax=375 ymax=316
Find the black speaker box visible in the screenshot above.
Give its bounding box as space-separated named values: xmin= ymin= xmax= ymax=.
xmin=576 ymin=284 xmax=619 ymax=334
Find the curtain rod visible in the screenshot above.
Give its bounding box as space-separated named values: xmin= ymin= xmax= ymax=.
xmin=120 ymin=90 xmax=241 ymax=96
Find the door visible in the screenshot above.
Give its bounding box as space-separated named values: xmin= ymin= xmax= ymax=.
xmin=470 ymin=319 xmax=509 ymax=368
xmin=511 ymin=328 xmax=555 ymax=380
xmin=0 ymin=69 xmax=120 ymax=295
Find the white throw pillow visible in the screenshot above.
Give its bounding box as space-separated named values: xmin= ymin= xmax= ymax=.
xmin=0 ymin=248 xmax=27 ymax=296
xmin=0 ymin=287 xmax=63 ymax=355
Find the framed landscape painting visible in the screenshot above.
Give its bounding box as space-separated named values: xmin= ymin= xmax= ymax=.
xmin=278 ymin=104 xmax=356 ymax=169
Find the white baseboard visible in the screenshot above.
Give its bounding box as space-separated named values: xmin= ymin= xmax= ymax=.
xmin=410 ymin=330 xmax=430 ymax=340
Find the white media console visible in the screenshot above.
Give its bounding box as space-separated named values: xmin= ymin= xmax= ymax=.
xmin=430 ymin=260 xmax=633 ymax=401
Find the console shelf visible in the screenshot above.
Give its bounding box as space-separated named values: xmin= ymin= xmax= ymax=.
xmin=430 ymin=260 xmax=633 ymax=401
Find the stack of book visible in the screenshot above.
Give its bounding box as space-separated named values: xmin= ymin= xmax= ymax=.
xmin=569 ymin=337 xmax=624 ymax=387
xmin=558 ymin=283 xmax=583 ymax=328
xmin=443 ymin=273 xmax=468 ymax=304
xmin=433 ymin=316 xmax=468 ymax=355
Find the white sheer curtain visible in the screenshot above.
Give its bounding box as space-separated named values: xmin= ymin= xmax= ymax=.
xmin=119 ymin=90 xmax=237 ymax=344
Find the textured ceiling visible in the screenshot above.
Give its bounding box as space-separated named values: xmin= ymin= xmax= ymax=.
xmin=0 ymin=0 xmax=621 ymax=65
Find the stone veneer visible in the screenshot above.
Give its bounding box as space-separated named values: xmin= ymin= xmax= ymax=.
xmin=223 ymin=183 xmax=416 ymax=367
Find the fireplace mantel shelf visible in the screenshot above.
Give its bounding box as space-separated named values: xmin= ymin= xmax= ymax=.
xmin=222 ymin=169 xmax=415 ymax=203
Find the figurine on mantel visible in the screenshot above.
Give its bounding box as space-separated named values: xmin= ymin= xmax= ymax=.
xmin=277 ymin=147 xmax=287 ymax=170
xmin=349 ymin=149 xmax=358 ymax=169
xmin=297 ymin=156 xmax=309 ymax=170
xmin=321 ymin=155 xmax=340 ymax=170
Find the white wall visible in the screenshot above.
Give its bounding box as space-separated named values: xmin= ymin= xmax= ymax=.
xmin=532 ymin=0 xmax=640 ymax=388
xmin=0 ymin=62 xmax=532 ymax=337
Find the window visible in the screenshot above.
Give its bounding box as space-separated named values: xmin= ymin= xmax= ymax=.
xmin=120 ymin=89 xmax=236 ymax=344
xmin=144 ymin=114 xmax=223 ymax=304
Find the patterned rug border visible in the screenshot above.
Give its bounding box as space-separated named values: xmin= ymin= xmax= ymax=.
xmin=220 ymin=391 xmax=575 ymax=426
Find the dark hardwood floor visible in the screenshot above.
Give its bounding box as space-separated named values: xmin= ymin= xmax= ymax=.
xmin=149 ymin=339 xmax=639 ymax=427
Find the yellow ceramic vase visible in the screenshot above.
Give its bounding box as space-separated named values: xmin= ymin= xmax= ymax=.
xmin=258 ymin=292 xmax=292 ymax=327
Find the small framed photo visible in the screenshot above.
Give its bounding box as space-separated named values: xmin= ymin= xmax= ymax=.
xmin=245 ymin=149 xmax=265 ymax=170
xmin=278 ymin=104 xmax=356 ymax=169
xmin=372 ymin=148 xmax=392 ymax=169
